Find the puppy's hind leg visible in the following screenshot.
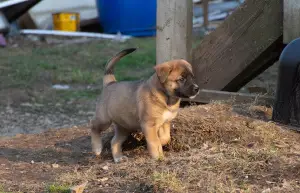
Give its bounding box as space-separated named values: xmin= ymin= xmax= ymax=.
xmin=111 ymin=125 xmax=130 ymax=163
xmin=91 ymin=117 xmax=111 ymax=157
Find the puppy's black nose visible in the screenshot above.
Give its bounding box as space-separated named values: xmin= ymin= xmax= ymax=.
xmin=193 ymin=85 xmax=199 ymax=93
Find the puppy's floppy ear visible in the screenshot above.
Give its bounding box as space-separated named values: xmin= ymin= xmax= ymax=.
xmin=154 ymin=62 xmax=172 ymax=83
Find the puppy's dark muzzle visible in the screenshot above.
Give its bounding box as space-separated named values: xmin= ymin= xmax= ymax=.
xmin=193 ymin=85 xmax=199 ymax=93
xmin=191 ymin=84 xmax=200 ymax=95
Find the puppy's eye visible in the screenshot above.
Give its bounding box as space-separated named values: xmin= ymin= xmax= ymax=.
xmin=177 ymin=77 xmax=185 ymax=82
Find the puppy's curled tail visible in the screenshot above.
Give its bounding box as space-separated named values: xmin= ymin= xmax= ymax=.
xmin=103 ymin=48 xmax=137 ymax=86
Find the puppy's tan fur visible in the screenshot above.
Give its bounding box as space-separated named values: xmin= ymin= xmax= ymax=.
xmin=91 ymin=48 xmax=199 ymax=162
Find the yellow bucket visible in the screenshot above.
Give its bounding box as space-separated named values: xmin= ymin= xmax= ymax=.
xmin=52 ymin=12 xmax=80 ymax=32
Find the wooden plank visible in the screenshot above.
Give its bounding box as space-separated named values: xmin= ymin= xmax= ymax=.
xmin=283 ymin=0 xmax=300 ymax=44
xmin=20 ymin=29 xmax=132 ymax=41
xmin=223 ymin=36 xmax=285 ymax=91
xmin=202 ymin=0 xmax=209 ymax=28
xmin=156 ymin=0 xmax=193 ymax=64
xmin=192 ymin=0 xmax=283 ymax=91
xmin=182 ymin=89 xmax=274 ymax=106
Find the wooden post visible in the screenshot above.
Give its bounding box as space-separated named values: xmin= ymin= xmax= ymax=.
xmin=203 ymin=0 xmax=209 ymax=29
xmin=283 ymin=0 xmax=300 ymax=44
xmin=156 ymin=0 xmax=193 ymax=64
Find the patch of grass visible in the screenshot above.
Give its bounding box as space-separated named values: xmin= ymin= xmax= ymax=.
xmin=38 ymin=62 xmax=58 ymax=70
xmin=152 ymin=171 xmax=184 ymax=192
xmin=53 ymin=69 xmax=102 ymax=84
xmin=32 ymin=89 xmax=101 ymax=105
xmin=46 ymin=184 xmax=70 ymax=193
xmin=0 ymin=37 xmax=156 ymax=88
xmin=54 ymin=90 xmax=100 ymax=100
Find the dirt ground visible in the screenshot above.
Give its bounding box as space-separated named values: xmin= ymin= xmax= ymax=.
xmin=0 ymin=36 xmax=297 ymax=192
xmin=0 ymin=103 xmax=300 ymax=192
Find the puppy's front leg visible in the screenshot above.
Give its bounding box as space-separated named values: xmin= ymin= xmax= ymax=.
xmin=142 ymin=123 xmax=164 ymax=159
xmin=158 ymin=122 xmax=171 ymax=146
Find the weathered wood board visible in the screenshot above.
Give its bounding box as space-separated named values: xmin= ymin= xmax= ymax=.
xmin=283 ymin=0 xmax=300 ymax=44
xmin=182 ymin=89 xmax=274 ymax=106
xmin=192 ymin=0 xmax=283 ymax=92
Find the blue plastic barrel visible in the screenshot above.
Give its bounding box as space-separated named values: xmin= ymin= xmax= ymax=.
xmin=96 ymin=0 xmax=157 ymax=37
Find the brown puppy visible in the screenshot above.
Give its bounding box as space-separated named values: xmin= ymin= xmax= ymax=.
xmin=91 ymin=48 xmax=199 ymax=163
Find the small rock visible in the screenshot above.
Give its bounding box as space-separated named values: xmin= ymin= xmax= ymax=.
xmin=34 ymin=103 xmax=44 ymax=107
xmin=67 ymin=99 xmax=75 ymax=104
xmin=6 ymin=106 xmax=13 ymax=114
xmin=21 ymin=102 xmax=33 ymax=107
xmin=262 ymin=188 xmax=271 ymax=193
xmin=86 ymin=111 xmax=95 ymax=116
xmin=44 ymin=117 xmax=52 ymax=125
xmin=202 ymin=142 xmax=209 ymax=150
xmin=52 ymin=84 xmax=70 ymax=90
xmin=52 ymin=163 xmax=59 ymax=168
xmin=282 ymin=179 xmax=292 ymax=189
xmin=102 ymin=165 xmax=109 ymax=170
xmin=100 ymin=177 xmax=108 ymax=182
xmin=105 ymin=184 xmax=109 ymax=187
xmin=231 ymin=138 xmax=240 ymax=143
xmin=78 ymin=110 xmax=85 ymax=115
xmin=65 ymin=143 xmax=71 ymax=147
xmin=27 ymin=35 xmax=40 ymax=42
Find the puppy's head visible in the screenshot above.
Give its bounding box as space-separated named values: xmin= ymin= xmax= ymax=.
xmin=154 ymin=59 xmax=199 ymax=99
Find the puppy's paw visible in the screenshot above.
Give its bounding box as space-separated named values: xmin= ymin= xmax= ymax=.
xmin=157 ymin=155 xmax=165 ymax=162
xmin=93 ymin=149 xmax=102 ymax=157
xmin=113 ymin=155 xmax=128 ymax=163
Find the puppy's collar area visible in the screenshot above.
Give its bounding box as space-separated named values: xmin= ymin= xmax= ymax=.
xmin=156 ymin=82 xmax=179 ymax=106
xmin=149 ymin=74 xmax=180 ymax=108
xmin=155 ymin=87 xmax=180 ymax=107
xmin=166 ymin=96 xmax=180 ymax=106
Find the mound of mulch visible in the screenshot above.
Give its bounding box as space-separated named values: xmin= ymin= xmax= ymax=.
xmin=168 ymin=104 xmax=278 ymax=151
